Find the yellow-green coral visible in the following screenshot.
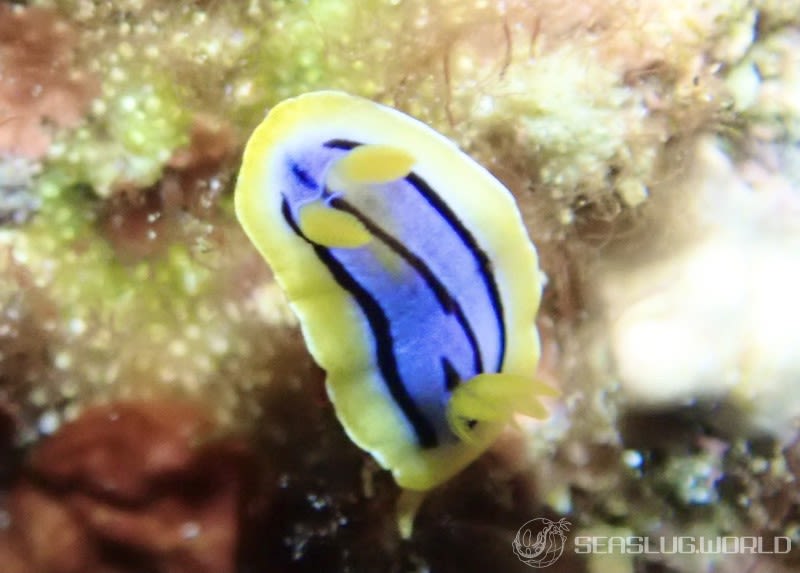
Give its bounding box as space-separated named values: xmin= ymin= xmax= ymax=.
xmin=47 ymin=71 xmax=190 ymax=197
xmin=1 ymin=172 xmax=285 ymax=425
xmin=755 ymin=0 xmax=800 ymax=33
xmin=473 ymin=48 xmax=647 ymax=203
xmin=741 ymin=30 xmax=800 ymax=142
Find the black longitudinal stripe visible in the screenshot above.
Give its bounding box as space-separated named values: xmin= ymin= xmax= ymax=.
xmin=329 ymin=194 xmax=483 ymax=373
xmin=290 ymin=161 xmax=317 ymax=190
xmin=280 ymin=198 xmax=438 ymax=448
xmin=404 ymin=172 xmax=506 ymax=371
xmin=441 ymin=357 xmax=461 ymax=392
xmin=323 ymin=137 xmax=505 ymax=370
xmin=324 ymin=139 xmax=359 ymax=150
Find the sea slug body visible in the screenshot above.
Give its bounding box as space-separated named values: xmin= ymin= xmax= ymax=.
xmin=235 ymin=91 xmax=553 ymax=491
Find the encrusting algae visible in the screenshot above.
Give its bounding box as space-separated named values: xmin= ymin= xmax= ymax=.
xmin=0 ymin=1 xmax=799 ymax=572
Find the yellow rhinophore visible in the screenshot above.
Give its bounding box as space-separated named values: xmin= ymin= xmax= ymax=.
xmin=298 ymin=202 xmax=372 ymax=248
xmin=329 ymin=144 xmax=416 ymax=185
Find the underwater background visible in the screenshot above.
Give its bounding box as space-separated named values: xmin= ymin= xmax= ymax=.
xmin=1 ymin=1 xmax=799 ymax=572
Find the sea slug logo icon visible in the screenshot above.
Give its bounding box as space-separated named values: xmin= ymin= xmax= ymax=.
xmin=512 ymin=517 xmax=571 ymax=568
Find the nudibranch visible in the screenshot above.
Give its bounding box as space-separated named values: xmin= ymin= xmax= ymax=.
xmin=236 ymin=91 xmax=554 ymax=491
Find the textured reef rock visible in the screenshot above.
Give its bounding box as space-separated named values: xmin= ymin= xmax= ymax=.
xmin=0 ymin=401 xmax=21 ymax=488
xmin=0 ymin=5 xmax=98 ymax=159
xmin=0 ymin=1 xmax=799 ymax=572
xmin=0 ymin=401 xmax=254 ymax=573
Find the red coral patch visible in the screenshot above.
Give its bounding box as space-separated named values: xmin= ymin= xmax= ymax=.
xmin=0 ymin=400 xmax=255 ymax=573
xmin=0 ymin=5 xmax=98 ymax=159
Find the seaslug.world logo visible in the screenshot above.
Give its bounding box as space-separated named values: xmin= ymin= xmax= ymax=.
xmin=512 ymin=517 xmax=572 ymax=568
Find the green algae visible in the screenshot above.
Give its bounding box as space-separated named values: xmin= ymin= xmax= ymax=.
xmin=7 ymin=171 xmax=259 ymax=420
xmin=47 ymin=72 xmax=190 ymax=197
